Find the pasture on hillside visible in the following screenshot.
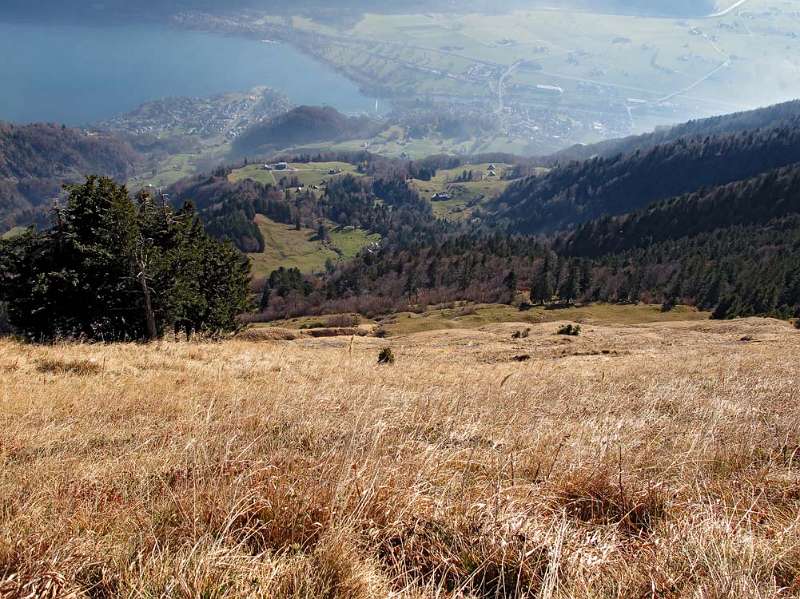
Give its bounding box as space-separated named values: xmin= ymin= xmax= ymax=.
xmin=229 ymin=161 xmax=361 ymax=188
xmin=248 ymin=214 xmax=379 ymax=277
xmin=410 ymin=163 xmax=518 ymax=220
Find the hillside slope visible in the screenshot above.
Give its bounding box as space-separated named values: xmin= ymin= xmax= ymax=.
xmin=561 ymin=163 xmax=800 ymax=257
xmin=0 ymin=123 xmax=139 ymax=231
xmin=490 ymin=116 xmax=800 ymax=234
xmin=551 ymin=100 xmax=800 ymax=164
xmin=231 ymin=106 xmax=381 ymax=156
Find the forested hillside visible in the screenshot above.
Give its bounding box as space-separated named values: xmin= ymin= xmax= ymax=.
xmin=560 ymin=164 xmax=800 ymax=257
xmin=489 ymin=117 xmax=800 ymax=234
xmin=232 ymin=107 xmax=380 ymax=156
xmin=261 ymin=203 xmax=800 ymax=323
xmin=167 ymin=157 xmax=439 ymax=254
xmin=246 ymin=108 xmax=800 ymax=322
xmin=4 ymin=95 xmax=799 ymax=326
xmin=552 ymin=100 xmax=800 ymax=163
xmin=0 ymin=123 xmax=139 ymax=231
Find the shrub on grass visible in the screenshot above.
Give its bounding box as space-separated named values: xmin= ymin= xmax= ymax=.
xmin=325 ymin=314 xmax=361 ymax=328
xmin=557 ymin=324 xmax=581 ymax=336
xmin=378 ymin=348 xmax=395 ymax=365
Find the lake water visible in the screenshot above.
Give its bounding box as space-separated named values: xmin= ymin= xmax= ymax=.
xmin=0 ymin=22 xmax=374 ymax=125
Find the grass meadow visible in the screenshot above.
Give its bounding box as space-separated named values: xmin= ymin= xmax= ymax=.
xmin=1 ymin=317 xmax=800 ymax=597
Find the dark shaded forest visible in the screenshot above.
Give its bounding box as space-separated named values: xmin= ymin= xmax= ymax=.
xmin=489 ymin=116 xmax=800 ymax=234
xmin=241 ymin=123 xmax=800 ymax=323
xmin=0 ymin=123 xmax=139 ymax=231
xmin=232 ymin=107 xmax=381 ymax=156
xmin=552 ymin=100 xmax=800 ymax=163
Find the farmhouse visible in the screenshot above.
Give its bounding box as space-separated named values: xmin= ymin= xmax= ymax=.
xmin=263 ymin=162 xmax=290 ymax=171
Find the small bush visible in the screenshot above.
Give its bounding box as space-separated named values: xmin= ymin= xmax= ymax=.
xmin=305 ymin=327 xmax=367 ymax=338
xmin=377 ymin=348 xmax=395 ymax=365
xmin=557 ymin=324 xmax=582 ymax=337
xmin=237 ymin=328 xmax=299 ymax=342
xmin=794 ymin=319 xmax=800 ymax=330
xmin=454 ymin=305 xmax=477 ymax=317
xmin=324 ymin=314 xmax=360 ymax=328
xmin=36 ymin=358 xmax=102 ymax=376
xmin=512 ymin=328 xmax=531 ymax=339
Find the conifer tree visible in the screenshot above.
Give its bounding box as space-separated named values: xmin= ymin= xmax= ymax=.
xmin=0 ymin=177 xmax=251 ymax=341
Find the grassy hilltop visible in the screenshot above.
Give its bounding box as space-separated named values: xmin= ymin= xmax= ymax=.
xmin=2 ymin=315 xmax=800 ymax=596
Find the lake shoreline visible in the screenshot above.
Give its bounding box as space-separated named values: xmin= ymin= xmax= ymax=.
xmin=0 ymin=21 xmax=375 ymax=126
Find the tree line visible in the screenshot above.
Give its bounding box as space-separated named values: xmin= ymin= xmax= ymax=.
xmin=0 ymin=177 xmax=250 ymax=341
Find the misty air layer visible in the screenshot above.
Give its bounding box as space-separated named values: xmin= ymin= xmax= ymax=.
xmin=2 ymin=1 xmax=800 ymax=597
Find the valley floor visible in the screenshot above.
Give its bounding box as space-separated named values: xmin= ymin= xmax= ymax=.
xmin=1 ymin=317 xmax=800 ymax=597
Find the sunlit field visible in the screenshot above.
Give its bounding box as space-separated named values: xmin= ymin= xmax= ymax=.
xmin=2 ymin=317 xmax=799 ymax=597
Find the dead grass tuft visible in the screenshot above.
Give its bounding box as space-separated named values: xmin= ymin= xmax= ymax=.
xmin=551 ymin=468 xmax=666 ymax=535
xmin=35 ymin=358 xmax=101 ymax=376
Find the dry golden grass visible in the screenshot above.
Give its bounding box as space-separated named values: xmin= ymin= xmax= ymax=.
xmin=1 ymin=317 xmax=800 ymax=597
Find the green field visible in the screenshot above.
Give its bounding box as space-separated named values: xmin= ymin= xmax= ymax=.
xmin=328 ymin=227 xmax=381 ymax=258
xmin=230 ymin=162 xmax=361 ymax=189
xmin=291 ymin=134 xmax=494 ymax=160
xmin=411 ymin=163 xmax=520 ymax=220
xmin=1 ymin=226 xmax=26 ymax=239
xmin=228 ymin=164 xmax=277 ymax=186
xmin=127 ymin=148 xmax=228 ymax=190
xmin=248 ymin=214 xmax=379 ymax=277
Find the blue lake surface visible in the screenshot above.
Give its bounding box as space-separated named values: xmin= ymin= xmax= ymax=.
xmin=0 ymin=21 xmax=374 ymax=125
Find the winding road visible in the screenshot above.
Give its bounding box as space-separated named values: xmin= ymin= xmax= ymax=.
xmin=708 ymin=0 xmax=751 ymax=18
xmin=497 ymin=60 xmax=524 ymax=113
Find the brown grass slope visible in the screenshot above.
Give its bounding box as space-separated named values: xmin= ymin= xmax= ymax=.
xmin=1 ymin=318 xmax=800 ymax=597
